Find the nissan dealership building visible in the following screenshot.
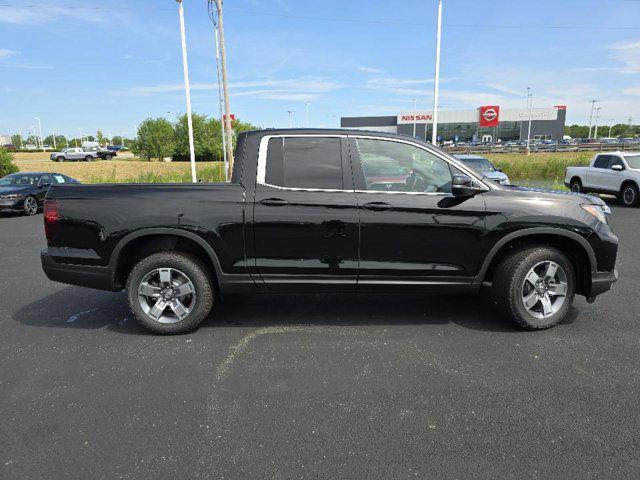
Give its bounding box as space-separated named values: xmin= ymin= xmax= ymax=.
xmin=341 ymin=105 xmax=567 ymax=143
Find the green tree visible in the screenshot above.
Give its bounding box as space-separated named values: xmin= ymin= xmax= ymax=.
xmin=44 ymin=135 xmax=68 ymax=149
xmin=11 ymin=134 xmax=22 ymax=147
xmin=173 ymin=113 xmax=213 ymax=162
xmin=0 ymin=148 xmax=18 ymax=177
xmin=96 ymin=130 xmax=107 ymax=145
xmin=133 ymin=118 xmax=176 ymax=161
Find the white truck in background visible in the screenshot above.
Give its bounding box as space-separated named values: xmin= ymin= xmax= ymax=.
xmin=565 ymin=151 xmax=640 ymax=207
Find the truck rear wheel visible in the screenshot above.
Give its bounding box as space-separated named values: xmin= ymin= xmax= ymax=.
xmin=570 ymin=178 xmax=582 ymax=193
xmin=492 ymin=247 xmax=575 ymax=330
xmin=85 ymin=155 xmax=93 ymax=162
xmin=126 ymin=252 xmax=214 ymax=334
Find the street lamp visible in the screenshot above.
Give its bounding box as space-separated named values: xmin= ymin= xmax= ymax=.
xmin=287 ymin=110 xmax=294 ymax=128
xmin=175 ymin=0 xmax=197 ymax=183
xmin=593 ymin=107 xmax=602 ymax=139
xmin=411 ymin=98 xmax=418 ymax=138
xmin=34 ymin=117 xmax=43 ymax=149
xmin=431 ymin=0 xmax=443 ymax=146
xmin=305 ymin=102 xmax=310 ymax=128
xmin=526 ymin=87 xmax=533 ymax=155
xmin=588 ymin=99 xmax=598 ymax=139
xmin=609 ymin=119 xmax=615 ymax=138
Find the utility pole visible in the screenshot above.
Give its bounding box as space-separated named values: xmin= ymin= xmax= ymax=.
xmin=213 ymin=23 xmax=228 ymax=181
xmin=305 ymin=101 xmax=310 ymax=128
xmin=176 ymin=0 xmax=197 ymax=183
xmin=594 ymin=107 xmax=602 ymax=139
xmin=287 ymin=110 xmax=294 ymax=128
xmin=587 ymin=99 xmax=598 ymax=139
xmin=526 ymin=87 xmax=533 ymax=155
xmin=411 ymin=98 xmax=418 ymax=138
xmin=431 ymin=0 xmax=443 ymax=146
xmin=214 ymin=0 xmax=234 ymax=177
xmin=52 ymin=131 xmax=57 ymax=149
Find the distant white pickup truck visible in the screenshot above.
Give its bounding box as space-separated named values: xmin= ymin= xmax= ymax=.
xmin=565 ymin=151 xmax=640 ymax=207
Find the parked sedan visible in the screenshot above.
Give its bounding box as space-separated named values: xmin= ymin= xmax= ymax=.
xmin=0 ymin=172 xmax=80 ymax=216
xmin=453 ymin=154 xmax=510 ymax=185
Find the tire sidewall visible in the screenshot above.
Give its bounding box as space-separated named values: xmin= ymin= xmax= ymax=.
xmin=621 ymin=184 xmax=639 ymax=207
xmin=23 ymin=196 xmax=38 ymax=216
xmin=127 ymin=252 xmax=214 ymax=334
xmin=570 ymin=180 xmax=581 ymax=193
xmin=508 ymin=248 xmax=575 ymax=329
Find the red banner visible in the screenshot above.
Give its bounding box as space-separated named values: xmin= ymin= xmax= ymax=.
xmin=479 ymin=106 xmax=500 ymax=127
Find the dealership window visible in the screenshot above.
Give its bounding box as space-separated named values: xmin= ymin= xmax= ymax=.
xmin=264 ymin=137 xmax=343 ymax=190
xmin=355 ymin=138 xmax=453 ymax=193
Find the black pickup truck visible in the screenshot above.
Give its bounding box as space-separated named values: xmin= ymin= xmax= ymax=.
xmin=41 ymin=129 xmax=618 ymax=334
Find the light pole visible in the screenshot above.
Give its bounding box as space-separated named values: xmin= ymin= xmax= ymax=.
xmin=526 ymin=87 xmax=533 ymax=155
xmin=594 ymin=107 xmax=602 ymax=139
xmin=18 ymin=129 xmax=23 ymax=149
xmin=175 ymin=0 xmax=197 ymax=183
xmin=609 ymin=119 xmax=615 ymax=138
xmin=411 ymin=98 xmax=418 ymax=138
xmin=287 ymin=110 xmax=294 ymax=128
xmin=34 ymin=117 xmax=43 ymax=149
xmin=305 ymin=102 xmax=310 ymax=128
xmin=52 ymin=131 xmax=57 ymax=149
xmin=431 ymin=0 xmax=443 ymax=145
xmin=587 ymin=99 xmax=598 ymax=139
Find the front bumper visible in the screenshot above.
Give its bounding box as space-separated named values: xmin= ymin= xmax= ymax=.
xmin=0 ymin=197 xmax=23 ymax=212
xmin=589 ymin=269 xmax=618 ymax=299
xmin=41 ymin=250 xmax=116 ymax=291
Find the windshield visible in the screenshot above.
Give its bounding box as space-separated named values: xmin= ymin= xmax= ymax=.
xmin=624 ymin=155 xmax=640 ymax=169
xmin=459 ymin=157 xmax=495 ymax=172
xmin=0 ymin=174 xmax=40 ymax=186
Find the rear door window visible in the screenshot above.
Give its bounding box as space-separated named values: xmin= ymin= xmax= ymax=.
xmin=264 ymin=137 xmax=343 ymax=190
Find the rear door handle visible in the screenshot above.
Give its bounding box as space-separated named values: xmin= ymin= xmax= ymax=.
xmin=362 ymin=201 xmax=393 ymax=211
xmin=259 ymin=198 xmax=289 ymax=207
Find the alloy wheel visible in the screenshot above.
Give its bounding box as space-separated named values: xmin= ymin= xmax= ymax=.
xmin=24 ymin=197 xmax=38 ymax=215
xmin=623 ymin=187 xmax=635 ymax=205
xmin=137 ymin=267 xmax=197 ymax=324
xmin=521 ymin=261 xmax=568 ymax=319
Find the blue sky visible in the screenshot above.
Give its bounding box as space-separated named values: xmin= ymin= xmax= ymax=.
xmin=1 ymin=0 xmax=639 ymax=139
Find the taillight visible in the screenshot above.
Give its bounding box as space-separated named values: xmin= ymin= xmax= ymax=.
xmin=43 ymin=199 xmax=60 ymax=242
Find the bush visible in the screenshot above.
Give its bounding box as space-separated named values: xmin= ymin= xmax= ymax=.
xmin=0 ymin=148 xmax=18 ymax=177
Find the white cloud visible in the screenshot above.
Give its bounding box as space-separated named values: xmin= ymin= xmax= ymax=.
xmin=115 ymin=77 xmax=342 ymax=101
xmin=0 ymin=6 xmax=107 ymax=25
xmin=623 ymin=87 xmax=640 ymax=96
xmin=609 ymin=40 xmax=640 ymax=73
xmin=358 ymin=66 xmax=386 ymax=74
xmin=0 ymin=49 xmax=18 ymax=59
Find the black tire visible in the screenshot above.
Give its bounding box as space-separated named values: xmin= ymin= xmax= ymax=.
xmin=104 ymin=154 xmax=112 ymax=161
xmin=56 ymin=156 xmax=65 ymax=162
xmin=570 ymin=178 xmax=582 ymax=193
xmin=85 ymin=155 xmax=93 ymax=162
xmin=492 ymin=247 xmax=575 ymax=330
xmin=620 ymin=183 xmax=639 ymax=207
xmin=23 ymin=196 xmax=38 ymax=216
xmin=127 ymin=251 xmax=214 ymax=334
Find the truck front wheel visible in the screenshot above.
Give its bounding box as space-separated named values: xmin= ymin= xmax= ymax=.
xmin=492 ymin=247 xmax=575 ymax=330
xmin=126 ymin=252 xmax=214 ymax=334
xmin=620 ymin=183 xmax=639 ymax=207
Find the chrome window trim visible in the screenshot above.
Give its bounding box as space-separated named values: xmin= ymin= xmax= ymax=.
xmin=256 ymin=133 xmax=489 ymax=194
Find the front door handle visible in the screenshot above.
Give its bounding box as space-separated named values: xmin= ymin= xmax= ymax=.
xmin=362 ymin=201 xmax=393 ymax=211
xmin=259 ymin=198 xmax=289 ymax=207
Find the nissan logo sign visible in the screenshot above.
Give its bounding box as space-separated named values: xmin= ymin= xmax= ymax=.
xmin=482 ymin=108 xmax=498 ymax=122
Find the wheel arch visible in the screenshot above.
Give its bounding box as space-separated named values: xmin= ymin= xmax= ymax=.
xmin=476 ymin=228 xmax=597 ymax=296
xmin=109 ymin=228 xmax=223 ymax=293
xmin=620 ymin=178 xmax=639 ymax=193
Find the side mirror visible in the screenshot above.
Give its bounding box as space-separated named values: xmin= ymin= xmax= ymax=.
xmin=452 ymin=174 xmax=482 ymax=197
xmin=611 ymin=164 xmax=624 ymax=171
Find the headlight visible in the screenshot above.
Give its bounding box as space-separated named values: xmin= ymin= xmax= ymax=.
xmin=0 ymin=194 xmax=23 ymax=200
xmin=581 ymin=203 xmax=608 ymax=223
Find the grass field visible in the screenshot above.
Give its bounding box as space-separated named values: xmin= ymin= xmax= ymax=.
xmin=12 ymin=150 xmax=593 ymax=187
xmin=14 ymin=158 xmax=226 ymax=183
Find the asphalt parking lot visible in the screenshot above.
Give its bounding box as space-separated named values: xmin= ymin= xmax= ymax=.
xmin=1 ymin=203 xmax=639 ymax=479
